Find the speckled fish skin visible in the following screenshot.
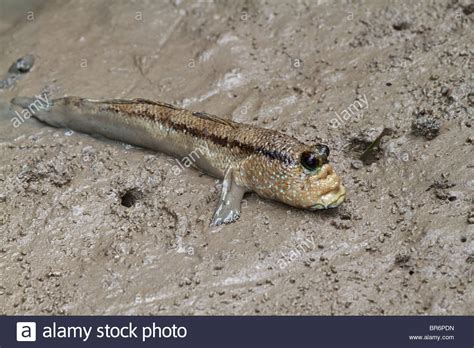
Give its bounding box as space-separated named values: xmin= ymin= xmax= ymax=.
xmin=11 ymin=96 xmax=346 ymax=225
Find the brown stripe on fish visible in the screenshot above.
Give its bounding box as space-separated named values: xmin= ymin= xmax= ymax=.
xmin=103 ymin=101 xmax=297 ymax=166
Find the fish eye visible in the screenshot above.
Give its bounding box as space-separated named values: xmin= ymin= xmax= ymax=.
xmin=315 ymin=144 xmax=330 ymax=159
xmin=301 ymin=151 xmax=320 ymax=171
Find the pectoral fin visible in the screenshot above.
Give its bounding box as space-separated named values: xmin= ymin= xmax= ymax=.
xmin=211 ymin=167 xmax=246 ymax=226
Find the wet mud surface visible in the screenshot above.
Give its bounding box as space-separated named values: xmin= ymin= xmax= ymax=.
xmin=0 ymin=0 xmax=472 ymax=314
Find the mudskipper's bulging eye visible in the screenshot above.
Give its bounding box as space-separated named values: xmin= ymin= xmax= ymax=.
xmin=315 ymin=144 xmax=330 ymax=159
xmin=301 ymin=151 xmax=320 ymax=171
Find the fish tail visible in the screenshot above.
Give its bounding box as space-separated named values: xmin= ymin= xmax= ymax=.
xmin=10 ymin=96 xmax=37 ymax=109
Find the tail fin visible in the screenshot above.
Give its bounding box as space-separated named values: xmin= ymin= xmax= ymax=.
xmin=11 ymin=96 xmax=37 ymax=109
xmin=11 ymin=96 xmax=53 ymax=112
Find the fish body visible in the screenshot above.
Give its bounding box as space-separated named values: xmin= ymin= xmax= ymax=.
xmin=11 ymin=96 xmax=346 ymax=225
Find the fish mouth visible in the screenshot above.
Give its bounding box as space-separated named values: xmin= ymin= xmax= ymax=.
xmin=310 ymin=185 xmax=346 ymax=210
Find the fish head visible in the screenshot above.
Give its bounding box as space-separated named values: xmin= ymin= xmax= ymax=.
xmin=241 ymin=143 xmax=345 ymax=210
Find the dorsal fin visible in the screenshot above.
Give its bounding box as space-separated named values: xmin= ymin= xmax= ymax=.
xmin=132 ymin=98 xmax=181 ymax=110
xmin=192 ymin=111 xmax=236 ymax=128
xmin=100 ymin=98 xmax=181 ymax=111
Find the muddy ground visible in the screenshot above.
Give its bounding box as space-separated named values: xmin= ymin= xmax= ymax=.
xmin=0 ymin=0 xmax=472 ymax=315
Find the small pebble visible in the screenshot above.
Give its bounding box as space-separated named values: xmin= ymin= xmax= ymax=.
xmin=412 ymin=116 xmax=441 ymax=140
xmin=351 ymin=160 xmax=363 ymax=170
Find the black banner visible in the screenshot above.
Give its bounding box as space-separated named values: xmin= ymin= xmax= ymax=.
xmin=1 ymin=316 xmax=472 ymax=347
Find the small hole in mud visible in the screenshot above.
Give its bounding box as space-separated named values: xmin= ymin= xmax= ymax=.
xmin=408 ymin=270 xmax=414 ymax=275
xmin=460 ymin=236 xmax=467 ymax=243
xmin=120 ymin=189 xmax=142 ymax=208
